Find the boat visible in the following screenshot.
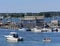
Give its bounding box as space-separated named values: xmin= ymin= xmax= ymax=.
xmin=41 ymin=28 xmax=51 ymax=32
xmin=31 ymin=28 xmax=41 ymax=32
xmin=43 ymin=37 xmax=51 ymax=42
xmin=4 ymin=32 xmax=23 ymax=42
xmin=18 ymin=28 xmax=31 ymax=31
xmin=51 ymin=28 xmax=58 ymax=32
xmin=18 ymin=28 xmax=26 ymax=31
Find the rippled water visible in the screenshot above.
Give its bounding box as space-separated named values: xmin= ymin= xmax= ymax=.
xmin=0 ymin=29 xmax=60 ymax=46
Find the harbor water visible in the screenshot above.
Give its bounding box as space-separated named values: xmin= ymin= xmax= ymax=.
xmin=0 ymin=29 xmax=60 ymax=46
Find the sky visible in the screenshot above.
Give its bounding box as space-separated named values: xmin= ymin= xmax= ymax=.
xmin=0 ymin=0 xmax=60 ymax=13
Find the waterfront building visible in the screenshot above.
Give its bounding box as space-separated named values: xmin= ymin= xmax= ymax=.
xmin=21 ymin=15 xmax=44 ymax=28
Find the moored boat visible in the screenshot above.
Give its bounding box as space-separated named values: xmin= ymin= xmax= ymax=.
xmin=43 ymin=37 xmax=51 ymax=42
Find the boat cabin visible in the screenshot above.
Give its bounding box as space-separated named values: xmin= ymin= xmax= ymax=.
xmin=10 ymin=32 xmax=18 ymax=38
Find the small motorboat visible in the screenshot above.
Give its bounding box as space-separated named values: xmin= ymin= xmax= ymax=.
xmin=18 ymin=28 xmax=31 ymax=31
xmin=43 ymin=37 xmax=51 ymax=42
xmin=31 ymin=28 xmax=41 ymax=32
xmin=41 ymin=28 xmax=51 ymax=32
xmin=18 ymin=28 xmax=26 ymax=31
xmin=4 ymin=32 xmax=23 ymax=42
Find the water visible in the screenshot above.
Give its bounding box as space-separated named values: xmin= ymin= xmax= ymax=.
xmin=0 ymin=29 xmax=60 ymax=46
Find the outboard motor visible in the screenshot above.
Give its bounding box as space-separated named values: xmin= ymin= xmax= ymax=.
xmin=56 ymin=29 xmax=58 ymax=32
xmin=18 ymin=38 xmax=23 ymax=41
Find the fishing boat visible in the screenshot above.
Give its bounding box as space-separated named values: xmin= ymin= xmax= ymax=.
xmin=4 ymin=32 xmax=23 ymax=42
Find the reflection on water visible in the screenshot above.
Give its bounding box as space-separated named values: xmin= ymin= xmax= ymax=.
xmin=0 ymin=29 xmax=60 ymax=46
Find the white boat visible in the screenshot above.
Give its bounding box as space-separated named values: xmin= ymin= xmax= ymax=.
xmin=43 ymin=38 xmax=51 ymax=42
xmin=4 ymin=32 xmax=23 ymax=42
xmin=31 ymin=28 xmax=41 ymax=32
xmin=41 ymin=28 xmax=51 ymax=32
xmin=18 ymin=28 xmax=26 ymax=31
xmin=18 ymin=28 xmax=31 ymax=31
